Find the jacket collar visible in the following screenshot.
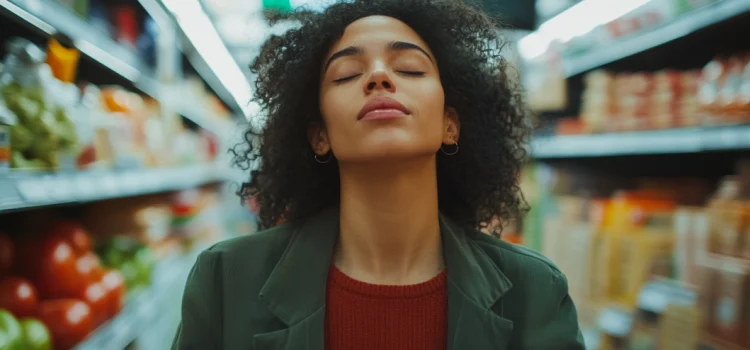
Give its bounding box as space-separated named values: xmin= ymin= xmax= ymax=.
xmin=255 ymin=207 xmax=514 ymax=349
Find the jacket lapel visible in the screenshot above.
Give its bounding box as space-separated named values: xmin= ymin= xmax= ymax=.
xmin=440 ymin=215 xmax=515 ymax=350
xmin=253 ymin=208 xmax=516 ymax=350
xmin=254 ymin=207 xmax=339 ymax=350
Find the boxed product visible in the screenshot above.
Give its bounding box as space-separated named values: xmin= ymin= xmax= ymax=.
xmin=706 ymin=200 xmax=747 ymax=257
xmin=658 ymin=303 xmax=702 ymax=350
xmin=613 ymin=232 xmax=675 ymax=305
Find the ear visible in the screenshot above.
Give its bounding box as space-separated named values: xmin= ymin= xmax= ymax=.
xmin=442 ymin=107 xmax=460 ymax=145
xmin=307 ymin=122 xmax=331 ymax=156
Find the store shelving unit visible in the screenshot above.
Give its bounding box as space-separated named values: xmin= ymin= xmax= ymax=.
xmin=0 ymin=165 xmax=228 ymax=213
xmin=562 ymin=0 xmax=750 ymax=77
xmin=531 ymin=124 xmax=750 ymax=158
xmin=0 ymin=0 xmax=235 ymax=136
xmin=73 ymin=245 xmax=203 ymax=350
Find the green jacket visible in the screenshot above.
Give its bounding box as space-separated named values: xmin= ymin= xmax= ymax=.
xmin=172 ymin=208 xmax=585 ymax=349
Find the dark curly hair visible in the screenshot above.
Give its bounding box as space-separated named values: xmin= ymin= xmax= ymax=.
xmin=233 ymin=0 xmax=531 ymax=236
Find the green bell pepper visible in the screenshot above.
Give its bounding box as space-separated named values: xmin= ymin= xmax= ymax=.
xmin=19 ymin=318 xmax=51 ymax=350
xmin=0 ymin=309 xmax=22 ymax=350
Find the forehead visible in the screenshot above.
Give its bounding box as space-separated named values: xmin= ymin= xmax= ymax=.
xmin=329 ymin=15 xmax=431 ymax=53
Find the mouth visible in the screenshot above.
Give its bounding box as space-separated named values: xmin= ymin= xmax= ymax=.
xmin=357 ymin=96 xmax=410 ymax=121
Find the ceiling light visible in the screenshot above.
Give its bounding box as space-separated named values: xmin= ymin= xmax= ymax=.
xmin=518 ymin=0 xmax=651 ymax=59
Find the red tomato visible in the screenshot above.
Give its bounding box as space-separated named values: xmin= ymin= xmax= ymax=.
xmin=79 ymin=281 xmax=108 ymax=326
xmin=75 ymin=252 xmax=104 ymax=284
xmin=31 ymin=236 xmax=85 ymax=298
xmin=0 ymin=276 xmax=38 ymax=318
xmin=0 ymin=233 xmax=13 ymax=273
xmin=37 ymin=299 xmax=94 ymax=350
xmin=50 ymin=221 xmax=91 ymax=254
xmin=100 ymin=269 xmax=126 ymax=318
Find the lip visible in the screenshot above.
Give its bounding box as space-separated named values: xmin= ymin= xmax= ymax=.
xmin=357 ymin=96 xmax=410 ymax=121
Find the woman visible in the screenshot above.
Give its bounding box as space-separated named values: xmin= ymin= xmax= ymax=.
xmin=173 ymin=0 xmax=584 ymax=349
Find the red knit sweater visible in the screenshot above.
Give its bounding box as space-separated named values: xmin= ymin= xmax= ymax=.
xmin=324 ymin=265 xmax=448 ymax=350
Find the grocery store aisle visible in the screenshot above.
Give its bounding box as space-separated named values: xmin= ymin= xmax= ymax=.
xmin=2 ymin=0 xmax=750 ymax=349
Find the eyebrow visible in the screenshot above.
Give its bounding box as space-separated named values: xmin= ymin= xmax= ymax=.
xmin=323 ymin=41 xmax=434 ymax=72
xmin=387 ymin=41 xmax=434 ymax=63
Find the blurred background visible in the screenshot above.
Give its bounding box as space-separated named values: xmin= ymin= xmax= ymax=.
xmin=0 ymin=0 xmax=748 ymax=349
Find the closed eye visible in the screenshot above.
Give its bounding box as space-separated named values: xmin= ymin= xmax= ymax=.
xmin=333 ymin=74 xmax=362 ymax=83
xmin=397 ymin=71 xmax=426 ymax=77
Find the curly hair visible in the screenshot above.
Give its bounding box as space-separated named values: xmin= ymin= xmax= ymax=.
xmin=232 ymin=0 xmax=531 ymax=236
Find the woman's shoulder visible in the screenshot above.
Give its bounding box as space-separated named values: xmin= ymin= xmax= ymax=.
xmin=464 ymin=229 xmax=566 ymax=284
xmin=201 ymin=222 xmax=296 ymax=268
xmin=191 ymin=223 xmax=297 ymax=285
xmin=205 ymin=223 xmax=297 ymax=260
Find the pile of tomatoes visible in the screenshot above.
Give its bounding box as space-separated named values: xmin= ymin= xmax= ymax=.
xmin=0 ymin=221 xmax=126 ymax=350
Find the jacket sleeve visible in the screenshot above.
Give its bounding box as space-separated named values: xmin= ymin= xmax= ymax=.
xmin=172 ymin=249 xmax=223 ymax=350
xmin=516 ymin=270 xmax=586 ymax=349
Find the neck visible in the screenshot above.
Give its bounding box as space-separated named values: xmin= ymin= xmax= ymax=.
xmin=335 ymin=155 xmax=444 ymax=285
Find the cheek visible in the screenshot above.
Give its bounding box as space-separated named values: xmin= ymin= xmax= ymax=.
xmin=413 ymin=80 xmax=446 ymax=132
xmin=319 ymin=90 xmax=354 ymax=142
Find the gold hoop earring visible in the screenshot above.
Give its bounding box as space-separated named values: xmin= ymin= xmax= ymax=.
xmin=314 ymin=153 xmax=332 ymax=164
xmin=440 ymin=142 xmax=459 ymax=156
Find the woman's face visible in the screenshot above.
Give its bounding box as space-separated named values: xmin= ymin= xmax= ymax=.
xmin=313 ymin=15 xmax=459 ymax=163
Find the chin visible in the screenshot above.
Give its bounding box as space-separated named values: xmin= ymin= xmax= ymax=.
xmin=339 ymin=142 xmax=438 ymax=163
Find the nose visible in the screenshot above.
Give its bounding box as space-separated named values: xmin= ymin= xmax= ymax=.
xmin=364 ymin=69 xmax=396 ymax=94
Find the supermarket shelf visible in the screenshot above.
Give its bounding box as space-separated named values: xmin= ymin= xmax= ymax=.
xmin=0 ymin=165 xmax=227 ymax=213
xmin=637 ymin=280 xmax=696 ymax=313
xmin=0 ymin=0 xmax=235 ymax=135
xmin=531 ymin=124 xmax=750 ymax=158
xmin=563 ymin=0 xmax=750 ymax=77
xmin=74 ymin=245 xmax=203 ymax=350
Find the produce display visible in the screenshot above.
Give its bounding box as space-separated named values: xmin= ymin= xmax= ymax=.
xmin=0 ymin=182 xmax=229 ymax=349
xmin=0 ymin=35 xmax=221 ymax=172
xmin=0 ymin=1 xmax=244 ymax=349
xmin=557 ymin=52 xmax=750 ymax=135
xmin=1 ymin=38 xmax=78 ymax=170
xmin=0 ymin=222 xmax=125 ymax=350
xmin=96 ymin=236 xmax=155 ymax=291
xmin=0 ymin=308 xmax=51 ymax=350
xmin=524 ymin=158 xmax=750 ymax=349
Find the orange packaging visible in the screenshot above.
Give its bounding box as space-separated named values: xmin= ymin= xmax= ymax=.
xmin=46 ymin=36 xmax=80 ymax=83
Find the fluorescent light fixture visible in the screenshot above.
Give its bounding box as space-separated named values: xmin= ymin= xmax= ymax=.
xmin=162 ymin=0 xmax=253 ymax=117
xmin=518 ymin=0 xmax=651 ymax=59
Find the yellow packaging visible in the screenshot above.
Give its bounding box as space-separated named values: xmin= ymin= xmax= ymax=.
xmin=659 ymin=304 xmax=701 ymax=350
xmin=612 ymin=231 xmax=675 ymax=305
xmin=46 ymin=37 xmax=80 ymax=83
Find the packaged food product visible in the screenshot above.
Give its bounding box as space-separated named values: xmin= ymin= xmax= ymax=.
xmin=45 ymin=34 xmax=79 ymax=84
xmin=0 ymin=109 xmax=11 ymax=172
xmin=705 ymin=256 xmax=750 ymax=347
xmin=613 ymin=232 xmax=675 ymax=305
xmin=674 ymin=207 xmax=700 ymax=286
xmin=658 ymin=304 xmax=701 ymax=350
xmin=706 ymin=200 xmax=746 ymax=257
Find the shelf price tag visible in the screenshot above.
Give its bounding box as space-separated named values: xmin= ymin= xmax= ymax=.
xmin=17 ymin=179 xmax=47 ymax=203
